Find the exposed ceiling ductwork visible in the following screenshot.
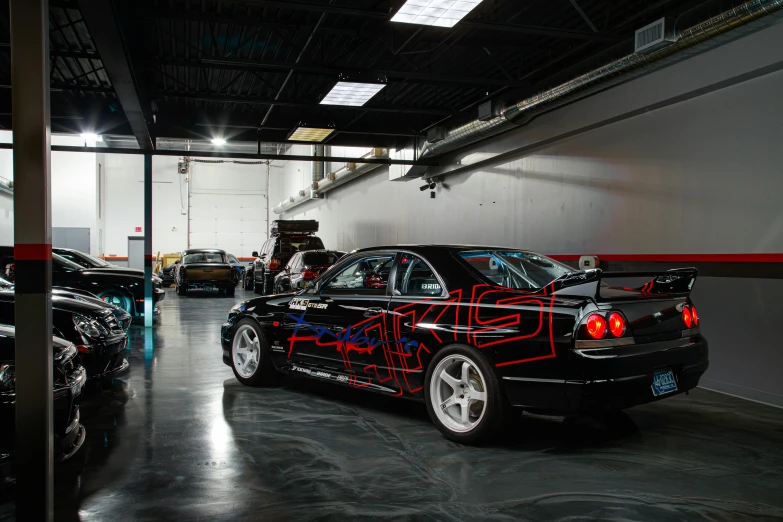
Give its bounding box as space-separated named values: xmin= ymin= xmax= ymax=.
xmin=419 ymin=0 xmax=783 ymax=160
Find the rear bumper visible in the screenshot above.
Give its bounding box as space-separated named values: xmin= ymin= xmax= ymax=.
xmin=502 ymin=335 xmax=709 ymax=413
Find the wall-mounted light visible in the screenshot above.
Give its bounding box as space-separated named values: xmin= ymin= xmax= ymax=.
xmin=80 ymin=133 xmax=102 ymax=147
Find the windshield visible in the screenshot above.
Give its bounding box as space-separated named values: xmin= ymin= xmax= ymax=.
xmin=183 ymin=252 xmax=226 ymax=264
xmin=77 ymin=251 xmax=111 ymax=267
xmin=59 ymin=250 xmax=111 ymax=268
xmin=457 ymin=250 xmax=573 ymax=290
xmin=53 ymin=253 xmax=85 ymax=271
xmin=276 ymin=235 xmax=325 ymax=256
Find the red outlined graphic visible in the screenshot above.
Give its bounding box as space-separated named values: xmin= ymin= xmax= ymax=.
xmin=284 ymin=283 xmax=560 ymax=394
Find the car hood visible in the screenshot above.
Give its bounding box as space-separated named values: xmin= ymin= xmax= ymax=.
xmin=82 ymin=267 xmax=145 ymax=278
xmin=52 ymin=288 xmax=129 ymax=319
xmin=51 ymin=294 xmax=112 ymax=317
xmin=0 ymin=325 xmax=74 ymax=361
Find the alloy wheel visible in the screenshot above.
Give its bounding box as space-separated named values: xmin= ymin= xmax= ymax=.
xmin=429 ymin=354 xmax=488 ymax=433
xmin=232 ymin=324 xmax=261 ymax=378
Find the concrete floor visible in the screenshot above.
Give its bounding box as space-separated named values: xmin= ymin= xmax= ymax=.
xmin=4 ymin=287 xmax=783 ymax=521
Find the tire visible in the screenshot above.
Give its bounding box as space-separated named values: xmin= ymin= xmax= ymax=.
xmin=243 ymin=273 xmax=253 ymax=290
xmin=230 ymin=318 xmax=278 ymax=387
xmin=177 ymin=283 xmax=187 ymax=296
xmin=226 ymin=285 xmax=235 ymax=297
xmin=424 ymin=344 xmax=508 ymax=445
xmin=97 ymin=290 xmax=133 ymax=314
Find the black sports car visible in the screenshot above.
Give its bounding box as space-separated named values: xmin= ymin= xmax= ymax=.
xmin=222 ymin=245 xmax=709 ymax=444
xmin=1 ymin=326 xmax=87 ymax=477
xmin=0 ymin=275 xmax=132 ymax=331
xmin=1 ymin=247 xmax=164 ymax=316
xmin=272 ymin=250 xmax=342 ymax=294
xmin=0 ymin=291 xmax=129 ymax=378
xmin=160 ymin=261 xmax=179 ymax=286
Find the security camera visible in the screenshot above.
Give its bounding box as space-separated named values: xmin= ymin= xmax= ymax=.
xmin=429 ymin=181 xmax=436 ymax=190
xmin=419 ymin=183 xmax=430 ymax=191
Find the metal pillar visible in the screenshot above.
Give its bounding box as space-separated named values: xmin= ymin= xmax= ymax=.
xmin=144 ymin=154 xmax=153 ymax=327
xmin=11 ymin=0 xmax=53 ymax=520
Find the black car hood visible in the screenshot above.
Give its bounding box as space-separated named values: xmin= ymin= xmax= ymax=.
xmin=81 ymin=267 xmax=144 ymax=278
xmin=0 ymin=324 xmax=73 ymax=360
xmin=51 ymin=294 xmax=112 ymax=318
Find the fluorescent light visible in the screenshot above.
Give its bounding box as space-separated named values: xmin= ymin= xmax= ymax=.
xmin=320 ymin=82 xmax=386 ymax=107
xmin=211 ymin=138 xmax=227 ymax=146
xmin=391 ymin=0 xmax=483 ymax=28
xmin=80 ymin=133 xmax=102 ymax=147
xmin=288 ymin=127 xmax=335 ymax=142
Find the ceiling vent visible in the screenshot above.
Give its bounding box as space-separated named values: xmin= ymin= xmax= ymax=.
xmin=478 ymin=100 xmax=500 ymax=122
xmin=635 ymin=17 xmax=677 ymax=53
xmin=426 ymin=127 xmax=444 ymax=143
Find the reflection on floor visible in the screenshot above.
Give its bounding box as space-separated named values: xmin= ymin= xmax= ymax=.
xmin=4 ymin=287 xmax=783 ymax=521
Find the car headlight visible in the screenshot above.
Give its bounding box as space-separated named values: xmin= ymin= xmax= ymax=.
xmin=72 ymin=315 xmax=108 ymax=339
xmin=0 ymin=364 xmax=14 ymax=391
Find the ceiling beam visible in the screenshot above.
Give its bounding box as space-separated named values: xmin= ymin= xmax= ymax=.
xmin=150 ymin=90 xmax=455 ymax=116
xmin=145 ymin=57 xmax=527 ymax=88
xmin=77 ymin=0 xmax=153 ymax=149
xmin=232 ymin=0 xmax=618 ymax=41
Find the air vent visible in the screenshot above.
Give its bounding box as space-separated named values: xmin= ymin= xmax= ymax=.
xmin=634 ymin=17 xmax=677 ymax=53
xmin=427 ymin=127 xmax=444 ymax=144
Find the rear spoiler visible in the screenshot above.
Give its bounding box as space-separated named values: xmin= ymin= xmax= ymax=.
xmin=552 ymin=267 xmax=698 ymax=300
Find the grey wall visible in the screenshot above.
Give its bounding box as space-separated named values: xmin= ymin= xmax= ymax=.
xmin=283 ymin=22 xmax=783 ymax=407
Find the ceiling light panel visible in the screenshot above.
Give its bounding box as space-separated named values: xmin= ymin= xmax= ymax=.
xmin=391 ymin=0 xmax=483 ymax=28
xmin=288 ymin=127 xmax=335 ymax=142
xmin=320 ymin=82 xmax=386 ymax=107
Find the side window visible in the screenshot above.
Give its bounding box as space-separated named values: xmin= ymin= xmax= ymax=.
xmin=394 ymin=255 xmax=443 ymax=297
xmin=321 ymin=254 xmax=395 ymax=296
xmin=288 ymin=254 xmax=300 ymax=271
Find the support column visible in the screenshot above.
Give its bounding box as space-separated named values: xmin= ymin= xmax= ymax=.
xmin=144 ymin=154 xmax=153 ymax=327
xmin=10 ymin=0 xmax=53 ymax=520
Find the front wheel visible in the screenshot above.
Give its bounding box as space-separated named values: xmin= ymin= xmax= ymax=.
xmin=177 ymin=282 xmax=187 ymax=296
xmin=97 ymin=290 xmax=133 ymax=314
xmin=424 ymin=345 xmax=508 ymax=445
xmin=230 ymin=319 xmax=278 ymax=386
xmin=226 ymin=285 xmax=235 ymax=297
xmin=254 ymin=272 xmax=265 ymax=295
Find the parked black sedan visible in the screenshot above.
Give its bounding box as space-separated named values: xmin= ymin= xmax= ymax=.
xmin=1 ymin=326 xmax=87 ymax=477
xmin=272 ymin=250 xmax=342 ymax=294
xmin=1 ymin=247 xmax=164 ymax=316
xmin=221 ymin=245 xmax=709 ymax=444
xmin=0 ymin=290 xmax=129 ymax=378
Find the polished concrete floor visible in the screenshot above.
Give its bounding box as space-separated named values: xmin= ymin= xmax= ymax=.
xmin=3 ymin=287 xmax=783 ymax=521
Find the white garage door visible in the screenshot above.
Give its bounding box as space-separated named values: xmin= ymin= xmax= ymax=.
xmin=188 ymin=161 xmax=268 ymax=258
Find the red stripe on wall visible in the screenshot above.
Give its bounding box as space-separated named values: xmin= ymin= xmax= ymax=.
xmin=547 ymin=253 xmax=783 ymax=263
xmin=14 ymin=243 xmax=52 ymax=261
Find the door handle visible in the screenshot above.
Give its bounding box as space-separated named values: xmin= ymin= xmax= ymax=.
xmin=364 ymin=307 xmax=384 ymax=317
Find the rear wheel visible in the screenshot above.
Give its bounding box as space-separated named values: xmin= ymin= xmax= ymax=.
xmin=177 ymin=282 xmax=187 ymax=296
xmin=226 ymin=285 xmax=235 ymax=297
xmin=254 ymin=271 xmax=265 ymax=295
xmin=97 ymin=290 xmax=133 ymax=314
xmin=424 ymin=345 xmax=508 ymax=445
xmin=230 ymin=319 xmax=277 ymax=386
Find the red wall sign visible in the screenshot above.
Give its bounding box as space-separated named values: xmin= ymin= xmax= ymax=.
xmin=135 ymin=226 xmax=142 ymax=232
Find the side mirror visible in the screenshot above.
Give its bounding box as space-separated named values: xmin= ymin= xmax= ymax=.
xmin=251 ymin=251 xmax=259 ymax=257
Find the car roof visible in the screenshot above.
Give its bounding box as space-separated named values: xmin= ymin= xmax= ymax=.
xmin=353 ymin=245 xmax=537 ymax=254
xmin=182 ymin=248 xmax=227 ymax=254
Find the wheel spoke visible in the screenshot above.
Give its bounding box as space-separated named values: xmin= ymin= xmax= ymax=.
xmin=460 ymin=402 xmax=470 ymax=424
xmin=439 ymin=369 xmax=460 ymax=390
xmin=469 ymin=390 xmax=487 ymax=402
xmin=461 ymin=362 xmax=470 ymax=385
xmin=235 ymin=346 xmax=249 ymax=354
xmin=241 ymin=331 xmax=253 ymax=348
xmin=439 ymin=395 xmax=457 ymax=411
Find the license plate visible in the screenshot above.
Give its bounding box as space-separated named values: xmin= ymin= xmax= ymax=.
xmin=651 ymin=369 xmax=678 ymax=396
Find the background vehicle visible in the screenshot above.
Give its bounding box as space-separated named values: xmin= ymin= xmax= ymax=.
xmin=175 ymin=249 xmax=237 ymax=296
xmin=160 ymin=260 xmax=179 ymax=285
xmin=0 ymin=248 xmax=164 ymax=316
xmin=227 ymin=254 xmax=244 ymax=286
xmin=273 ymin=250 xmax=343 ymax=294
xmin=222 ymin=245 xmax=709 ymax=444
xmin=1 ymin=326 xmax=87 ymax=478
xmin=53 ymin=247 xmax=119 ymax=269
xmin=252 ymin=220 xmax=325 ymax=295
xmin=0 ymin=291 xmax=129 ymax=378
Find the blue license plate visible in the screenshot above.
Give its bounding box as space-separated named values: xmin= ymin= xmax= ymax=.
xmin=651 ymin=369 xmax=678 ymax=396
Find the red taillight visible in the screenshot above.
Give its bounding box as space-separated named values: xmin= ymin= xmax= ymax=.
xmin=269 ymin=258 xmax=280 ymax=270
xmin=691 ymin=305 xmax=699 ymax=326
xmin=608 ymin=312 xmax=626 ymax=338
xmin=301 ymin=269 xmax=318 ymax=280
xmin=585 ymin=314 xmax=607 ymax=339
xmin=76 ymin=344 xmax=90 ymax=353
xmin=682 ymin=306 xmax=693 ymax=328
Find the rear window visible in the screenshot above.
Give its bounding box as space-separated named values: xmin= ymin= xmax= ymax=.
xmin=302 ymin=252 xmax=338 ymax=266
xmin=457 ymin=250 xmax=572 ymax=290
xmin=275 ymin=235 xmax=325 ymax=255
xmin=183 ymin=252 xmax=226 ymax=264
